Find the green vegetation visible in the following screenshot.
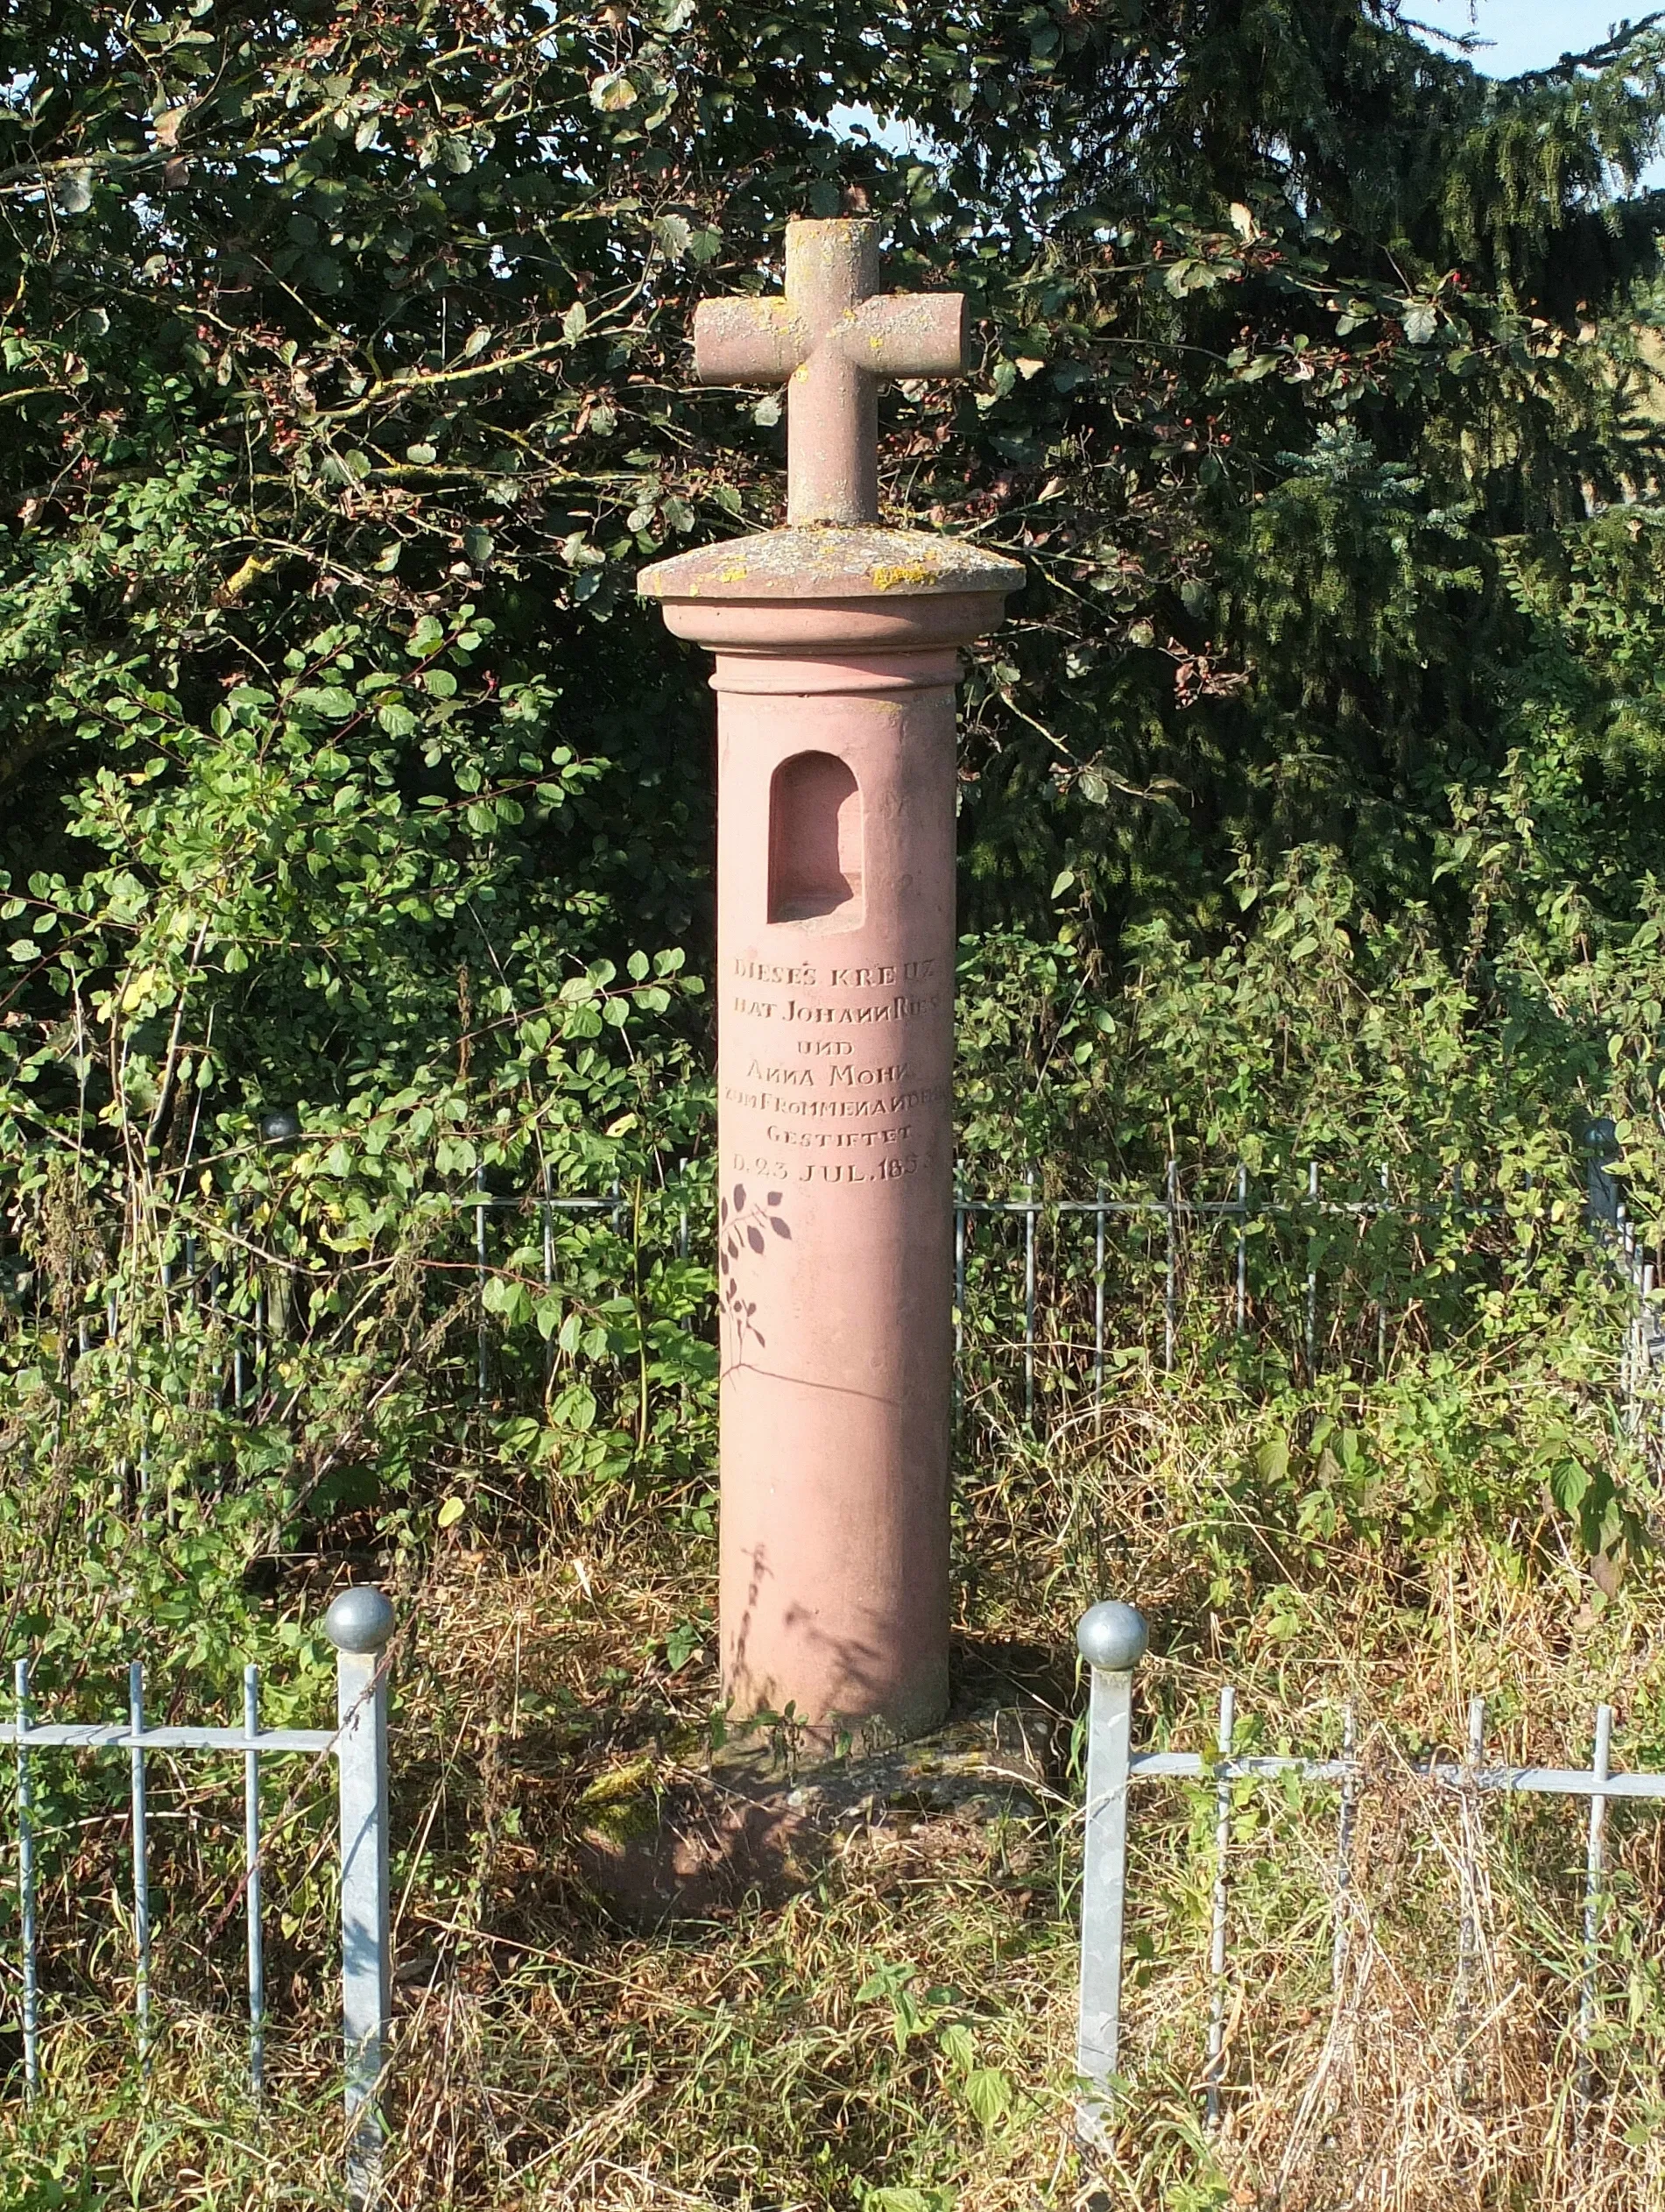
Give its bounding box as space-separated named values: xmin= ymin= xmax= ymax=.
xmin=8 ymin=0 xmax=1665 ymax=2202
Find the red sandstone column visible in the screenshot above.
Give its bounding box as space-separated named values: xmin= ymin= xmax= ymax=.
xmin=640 ymin=222 xmax=1020 ymax=1746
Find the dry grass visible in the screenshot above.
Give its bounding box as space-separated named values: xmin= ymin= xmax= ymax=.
xmin=6 ymin=1382 xmax=1665 ymax=2209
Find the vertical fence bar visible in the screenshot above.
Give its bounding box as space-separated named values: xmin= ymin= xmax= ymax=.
xmin=474 ymin=1162 xmax=490 ymax=1406
xmin=129 ymin=1660 xmax=152 ymax=2066
xmin=1235 ymin=1165 xmax=1247 ymax=1338
xmin=1577 ymin=1702 xmax=1614 ymax=2128
xmin=541 ymin=1163 xmax=557 ymax=1384
xmin=1304 ymin=1161 xmax=1319 ymax=1378
xmin=1075 ymin=1602 xmax=1149 ymax=2148
xmin=244 ymin=1664 xmax=265 ymax=2101
xmin=953 ymin=1176 xmax=966 ymax=1443
xmin=231 ymin=1205 xmax=247 ymax=1408
xmin=1454 ymin=1693 xmax=1485 ymax=2099
xmin=1163 ymin=1159 xmax=1177 ymax=1376
xmin=1377 ymin=1163 xmax=1390 ymax=1374
xmin=1024 ymin=1166 xmax=1037 ymax=1427
xmin=676 ymin=1157 xmax=690 ymax=1261
xmin=1330 ymin=1702 xmax=1358 ymax=1992
xmin=1205 ymin=1685 xmax=1235 ymax=2131
xmin=1093 ymin=1182 xmax=1106 ymax=1417
xmin=1632 ymin=1258 xmax=1654 ymax=1438
xmin=325 ymin=1588 xmax=396 ymax=2201
xmin=208 ymin=1244 xmax=223 ymax=1412
xmin=15 ymin=1657 xmax=39 ymax=2096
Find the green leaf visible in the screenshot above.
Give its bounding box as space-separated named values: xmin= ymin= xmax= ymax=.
xmin=962 ymin=2067 xmax=1012 ymax=2128
xmin=1548 ymin=1458 xmax=1591 ymax=1515
xmin=590 ymin=69 xmax=638 ymax=111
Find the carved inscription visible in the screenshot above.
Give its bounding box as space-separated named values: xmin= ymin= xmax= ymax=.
xmin=728 ymin=957 xmax=937 ymax=987
xmin=723 ymin=947 xmax=949 ymax=1191
xmin=729 ymin=993 xmax=941 ymax=1025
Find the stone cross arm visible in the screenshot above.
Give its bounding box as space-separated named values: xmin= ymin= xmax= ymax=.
xmin=691 ymin=218 xmax=971 ymax=528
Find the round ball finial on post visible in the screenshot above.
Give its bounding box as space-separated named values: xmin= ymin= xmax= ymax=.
xmin=1076 ymin=1600 xmax=1148 ymax=1674
xmin=325 ymin=1586 xmax=397 ymax=1656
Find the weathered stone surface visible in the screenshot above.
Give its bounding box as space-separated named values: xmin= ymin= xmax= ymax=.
xmin=687 ymin=218 xmax=970 ymax=527
xmin=638 ymin=219 xmax=1021 ymax=1749
xmin=639 ymin=524 xmax=1022 ymax=604
xmin=575 ymin=1702 xmax=1059 ymax=1925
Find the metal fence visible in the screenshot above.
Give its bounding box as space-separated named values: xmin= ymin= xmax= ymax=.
xmin=1071 ymin=1598 xmax=1665 ymax=2151
xmin=952 ymin=1157 xmax=1520 ymax=1427
xmin=18 ymin=1147 xmax=1625 ymax=1463
xmin=10 ymin=1587 xmax=396 ymax=2200
xmin=1587 ymin=1122 xmax=1665 ymax=1439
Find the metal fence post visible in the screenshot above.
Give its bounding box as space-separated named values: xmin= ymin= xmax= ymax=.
xmin=1163 ymin=1159 xmax=1177 ymax=1375
xmin=1578 ymin=1701 xmax=1614 ymax=2128
xmin=1023 ymin=1164 xmax=1038 ymax=1426
xmin=244 ymin=1662 xmax=266 ymax=2099
xmin=1075 ymin=1599 xmax=1149 ymax=2150
xmin=129 ymin=1659 xmax=152 ymax=2065
xmin=326 ymin=1587 xmax=396 ymax=2201
xmin=474 ymin=1163 xmax=490 ymax=1405
xmin=15 ymin=1657 xmax=39 ymax=2095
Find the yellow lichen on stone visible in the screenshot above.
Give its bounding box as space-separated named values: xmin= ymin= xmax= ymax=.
xmin=870 ymin=562 xmax=941 ymax=590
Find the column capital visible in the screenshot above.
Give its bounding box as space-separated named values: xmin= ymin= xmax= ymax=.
xmin=639 ymin=524 xmax=1023 ymax=663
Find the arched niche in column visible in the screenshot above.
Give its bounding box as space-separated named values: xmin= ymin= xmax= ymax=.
xmin=767 ymin=750 xmax=864 ymax=928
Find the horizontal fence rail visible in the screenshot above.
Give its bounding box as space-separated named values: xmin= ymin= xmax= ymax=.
xmin=1072 ymin=1600 xmax=1661 ymax=2152
xmin=9 ymin=1587 xmax=396 ymax=2201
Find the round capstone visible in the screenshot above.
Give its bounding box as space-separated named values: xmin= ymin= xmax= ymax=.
xmin=1076 ymin=1601 xmax=1148 ymax=1672
xmin=324 ymin=1585 xmax=396 ymax=1654
xmin=638 ymin=523 xmax=1025 ymax=604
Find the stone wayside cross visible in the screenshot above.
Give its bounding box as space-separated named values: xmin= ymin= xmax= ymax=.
xmin=640 ymin=221 xmax=1022 ymax=1756
xmin=692 ymin=220 xmax=969 ymax=526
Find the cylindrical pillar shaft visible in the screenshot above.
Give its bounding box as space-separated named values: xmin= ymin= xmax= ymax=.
xmin=642 ymin=530 xmax=1022 ymax=1749
xmin=714 ymin=647 xmax=958 ymax=1742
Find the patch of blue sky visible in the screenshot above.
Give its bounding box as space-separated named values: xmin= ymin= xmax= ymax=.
xmin=1408 ymin=2 xmax=1658 ymax=79
xmin=836 ymin=9 xmax=1665 ymax=187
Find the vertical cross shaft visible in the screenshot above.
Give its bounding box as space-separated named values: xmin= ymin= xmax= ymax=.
xmin=692 ymin=219 xmax=970 ymax=526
